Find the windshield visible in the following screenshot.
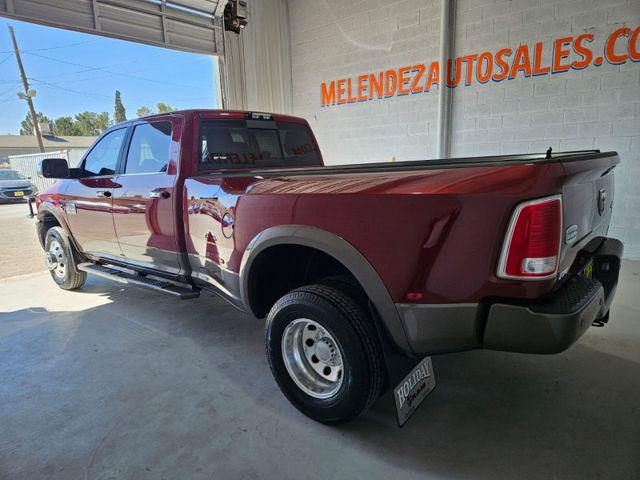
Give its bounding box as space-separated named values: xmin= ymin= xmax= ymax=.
xmin=199 ymin=119 xmax=322 ymax=170
xmin=0 ymin=170 xmax=25 ymax=180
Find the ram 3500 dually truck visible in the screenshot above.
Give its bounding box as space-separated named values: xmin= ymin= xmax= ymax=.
xmin=35 ymin=110 xmax=622 ymax=425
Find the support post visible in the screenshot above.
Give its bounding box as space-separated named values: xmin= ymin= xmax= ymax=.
xmin=436 ymin=0 xmax=456 ymax=159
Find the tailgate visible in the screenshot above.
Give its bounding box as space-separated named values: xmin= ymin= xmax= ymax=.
xmin=558 ymin=152 xmax=619 ymax=275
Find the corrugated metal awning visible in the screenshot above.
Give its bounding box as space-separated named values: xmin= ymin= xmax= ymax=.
xmin=0 ymin=0 xmax=224 ymax=55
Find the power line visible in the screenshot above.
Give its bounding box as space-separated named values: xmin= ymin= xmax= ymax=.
xmin=26 ymin=38 xmax=100 ymax=52
xmin=0 ymin=91 xmax=18 ymax=104
xmin=39 ymin=55 xmax=208 ymax=83
xmin=0 ymin=98 xmax=21 ymax=115
xmin=36 ymin=57 xmax=211 ymax=87
xmin=0 ymin=81 xmax=21 ymax=98
xmin=24 ymin=51 xmax=171 ymax=78
xmin=0 ymin=52 xmax=14 ymax=66
xmin=0 ymin=38 xmax=100 ymax=55
xmin=0 ymin=98 xmax=22 ymax=121
xmin=29 ymin=77 xmax=213 ymax=105
xmin=29 ymin=77 xmax=112 ymax=101
xmin=24 ymin=51 xmax=207 ymax=89
xmin=0 ymin=51 xmax=173 ymax=84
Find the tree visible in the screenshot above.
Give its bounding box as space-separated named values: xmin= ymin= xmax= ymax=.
xmin=19 ymin=112 xmax=52 ymax=136
xmin=19 ymin=110 xmax=110 ymax=137
xmin=74 ymin=111 xmax=110 ymax=136
xmin=53 ymin=116 xmax=80 ymax=136
xmin=114 ymin=90 xmax=126 ymax=123
xmin=136 ymin=106 xmax=153 ymax=118
xmin=95 ymin=112 xmax=110 ymax=133
xmin=156 ymin=102 xmax=174 ymax=113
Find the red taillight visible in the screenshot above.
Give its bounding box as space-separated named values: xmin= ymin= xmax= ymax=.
xmin=498 ymin=196 xmax=562 ymax=280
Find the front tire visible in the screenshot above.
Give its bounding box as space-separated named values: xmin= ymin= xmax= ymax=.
xmin=265 ymin=284 xmax=385 ymax=424
xmin=44 ymin=226 xmax=87 ymax=290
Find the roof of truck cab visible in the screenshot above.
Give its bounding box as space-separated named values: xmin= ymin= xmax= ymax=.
xmin=131 ymin=109 xmax=309 ymax=125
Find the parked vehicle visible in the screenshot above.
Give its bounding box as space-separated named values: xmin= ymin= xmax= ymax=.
xmin=0 ymin=169 xmax=37 ymax=202
xmin=34 ymin=110 xmax=623 ymax=425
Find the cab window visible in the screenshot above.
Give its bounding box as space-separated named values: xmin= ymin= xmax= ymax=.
xmin=199 ymin=119 xmax=321 ymax=170
xmin=124 ymin=122 xmax=172 ymax=174
xmin=83 ymin=129 xmax=126 ymax=177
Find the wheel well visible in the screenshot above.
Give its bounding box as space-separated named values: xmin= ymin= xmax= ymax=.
xmin=247 ymin=244 xmax=362 ymax=318
xmin=37 ymin=212 xmax=60 ymax=247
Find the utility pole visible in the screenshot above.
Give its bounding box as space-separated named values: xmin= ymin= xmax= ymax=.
xmin=9 ymin=26 xmax=44 ymax=152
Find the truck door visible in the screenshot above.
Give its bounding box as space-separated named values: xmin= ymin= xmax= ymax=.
xmin=64 ymin=127 xmax=127 ymax=260
xmin=111 ymin=118 xmax=181 ymax=275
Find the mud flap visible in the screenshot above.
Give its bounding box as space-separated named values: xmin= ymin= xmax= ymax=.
xmin=393 ymin=356 xmax=436 ymax=427
xmin=368 ymin=301 xmax=437 ymax=426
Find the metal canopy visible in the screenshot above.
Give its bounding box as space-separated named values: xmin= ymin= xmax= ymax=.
xmin=0 ymin=0 xmax=224 ymax=55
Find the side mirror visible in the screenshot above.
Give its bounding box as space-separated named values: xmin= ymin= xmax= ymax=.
xmin=38 ymin=158 xmax=70 ymax=179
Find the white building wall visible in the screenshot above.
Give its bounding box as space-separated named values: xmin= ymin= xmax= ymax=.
xmin=451 ymin=0 xmax=640 ymax=257
xmin=289 ymin=0 xmax=442 ymax=164
xmin=288 ymin=0 xmax=640 ymax=258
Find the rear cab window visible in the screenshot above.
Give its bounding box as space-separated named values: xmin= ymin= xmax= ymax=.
xmin=198 ymin=118 xmax=321 ymax=170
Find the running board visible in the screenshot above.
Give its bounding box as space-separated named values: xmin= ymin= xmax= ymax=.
xmin=78 ymin=263 xmax=200 ymax=299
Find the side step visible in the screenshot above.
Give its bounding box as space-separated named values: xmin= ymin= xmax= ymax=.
xmin=78 ymin=263 xmax=200 ymax=299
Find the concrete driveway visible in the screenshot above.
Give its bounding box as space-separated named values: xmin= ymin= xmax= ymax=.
xmin=1 ymin=201 xmax=639 ymax=480
xmin=0 ymin=202 xmax=44 ymax=278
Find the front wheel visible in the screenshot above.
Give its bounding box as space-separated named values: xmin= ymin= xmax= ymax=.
xmin=265 ymin=284 xmax=385 ymax=424
xmin=44 ymin=226 xmax=87 ymax=290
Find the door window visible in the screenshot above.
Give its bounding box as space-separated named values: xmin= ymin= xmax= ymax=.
xmin=83 ymin=128 xmax=126 ymax=176
xmin=125 ymin=122 xmax=172 ymax=174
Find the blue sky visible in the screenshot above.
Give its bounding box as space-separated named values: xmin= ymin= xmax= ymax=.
xmin=0 ymin=19 xmax=217 ymax=134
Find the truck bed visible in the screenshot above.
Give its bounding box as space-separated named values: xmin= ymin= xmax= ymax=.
xmin=197 ymin=150 xmax=615 ymax=178
xmin=184 ymin=149 xmax=618 ymax=307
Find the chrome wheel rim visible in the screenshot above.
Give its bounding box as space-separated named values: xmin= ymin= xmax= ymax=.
xmin=47 ymin=239 xmax=66 ymax=280
xmin=281 ymin=318 xmax=344 ymax=399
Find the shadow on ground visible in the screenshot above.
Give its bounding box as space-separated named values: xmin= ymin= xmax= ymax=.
xmin=1 ymin=273 xmax=639 ymax=480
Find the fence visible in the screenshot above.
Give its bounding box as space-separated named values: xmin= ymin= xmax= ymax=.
xmin=8 ymin=149 xmax=86 ymax=192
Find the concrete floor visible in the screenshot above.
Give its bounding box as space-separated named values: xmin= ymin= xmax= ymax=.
xmin=1 ymin=202 xmax=639 ymax=479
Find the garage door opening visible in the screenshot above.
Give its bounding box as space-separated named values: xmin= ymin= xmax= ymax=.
xmin=0 ymin=18 xmax=218 ymax=145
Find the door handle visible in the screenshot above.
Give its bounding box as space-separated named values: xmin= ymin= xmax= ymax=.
xmin=96 ymin=190 xmax=112 ymax=198
xmin=150 ymin=190 xmax=170 ymax=199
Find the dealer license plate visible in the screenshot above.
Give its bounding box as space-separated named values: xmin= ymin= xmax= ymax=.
xmin=581 ymin=260 xmax=593 ymax=279
xmin=394 ymin=356 xmax=436 ymax=427
xmin=13 ymin=191 xmax=24 ymax=197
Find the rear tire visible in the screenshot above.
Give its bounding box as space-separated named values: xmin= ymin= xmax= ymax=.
xmin=265 ymin=284 xmax=385 ymax=424
xmin=44 ymin=226 xmax=86 ymax=290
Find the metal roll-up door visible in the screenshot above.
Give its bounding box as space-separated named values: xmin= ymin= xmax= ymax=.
xmin=0 ymin=0 xmax=224 ymax=55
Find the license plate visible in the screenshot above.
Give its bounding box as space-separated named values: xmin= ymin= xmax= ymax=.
xmin=394 ymin=356 xmax=436 ymax=427
xmin=581 ymin=260 xmax=593 ymax=279
xmin=13 ymin=191 xmax=24 ymax=197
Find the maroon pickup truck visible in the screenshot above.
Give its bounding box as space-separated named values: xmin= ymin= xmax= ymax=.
xmin=35 ymin=109 xmax=623 ymax=425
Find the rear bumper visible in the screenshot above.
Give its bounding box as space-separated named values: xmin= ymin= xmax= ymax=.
xmin=483 ymin=276 xmax=606 ymax=354
xmin=397 ymin=237 xmax=623 ymax=355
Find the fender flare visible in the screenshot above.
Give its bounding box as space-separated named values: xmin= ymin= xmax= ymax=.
xmin=238 ymin=225 xmax=411 ymax=352
xmin=36 ymin=202 xmax=79 ymax=251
